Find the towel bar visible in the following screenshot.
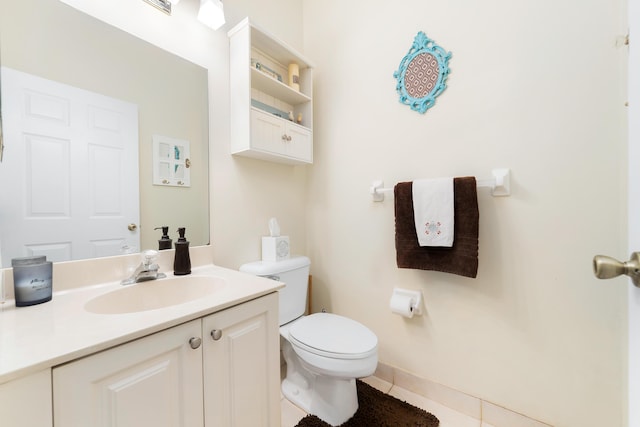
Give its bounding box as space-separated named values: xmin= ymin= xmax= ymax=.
xmin=370 ymin=168 xmax=510 ymax=202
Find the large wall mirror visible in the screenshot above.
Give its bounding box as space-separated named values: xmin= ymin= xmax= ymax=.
xmin=0 ymin=0 xmax=210 ymax=266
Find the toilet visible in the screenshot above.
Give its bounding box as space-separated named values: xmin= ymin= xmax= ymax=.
xmin=240 ymin=256 xmax=378 ymax=426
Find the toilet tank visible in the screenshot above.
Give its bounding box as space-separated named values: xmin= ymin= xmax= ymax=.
xmin=239 ymin=256 xmax=310 ymax=326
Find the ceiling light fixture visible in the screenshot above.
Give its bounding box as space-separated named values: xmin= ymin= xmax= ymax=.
xmin=197 ymin=0 xmax=226 ymax=30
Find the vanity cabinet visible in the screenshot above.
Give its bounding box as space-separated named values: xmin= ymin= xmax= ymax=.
xmin=52 ymin=293 xmax=280 ymax=427
xmin=0 ymin=369 xmax=52 ymax=427
xmin=229 ymin=17 xmax=314 ymax=165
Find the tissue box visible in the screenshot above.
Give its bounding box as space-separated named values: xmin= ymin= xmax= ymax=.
xmin=262 ymin=236 xmax=290 ymax=262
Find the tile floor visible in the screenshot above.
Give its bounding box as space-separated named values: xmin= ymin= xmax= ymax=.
xmin=280 ymin=375 xmax=495 ymax=427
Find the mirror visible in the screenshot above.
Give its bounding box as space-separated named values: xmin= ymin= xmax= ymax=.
xmin=0 ymin=0 xmax=210 ymax=265
xmin=393 ymin=31 xmax=451 ymax=114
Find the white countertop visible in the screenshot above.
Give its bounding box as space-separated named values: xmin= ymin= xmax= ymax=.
xmin=0 ymin=264 xmax=283 ymax=384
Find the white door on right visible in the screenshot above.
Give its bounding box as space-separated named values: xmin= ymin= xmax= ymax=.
xmin=628 ymin=0 xmax=640 ymax=423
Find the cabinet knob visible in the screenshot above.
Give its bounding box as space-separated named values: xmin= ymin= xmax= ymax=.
xmin=281 ymin=134 xmax=288 ymax=141
xmin=210 ymin=329 xmax=223 ymax=341
xmin=189 ymin=337 xmax=202 ymax=349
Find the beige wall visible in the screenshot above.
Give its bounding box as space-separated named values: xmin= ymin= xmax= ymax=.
xmin=302 ymin=1 xmax=628 ymax=426
xmin=35 ymin=0 xmax=629 ymax=426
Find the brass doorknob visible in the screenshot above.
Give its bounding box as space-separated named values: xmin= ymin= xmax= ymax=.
xmin=128 ymin=223 xmax=137 ymax=231
xmin=593 ymin=252 xmax=640 ymax=287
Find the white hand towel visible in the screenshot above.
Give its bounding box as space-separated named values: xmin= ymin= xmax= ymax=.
xmin=412 ymin=178 xmax=454 ymax=247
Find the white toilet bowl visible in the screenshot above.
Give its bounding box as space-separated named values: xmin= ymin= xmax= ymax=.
xmin=280 ymin=313 xmax=378 ymax=426
xmin=239 ymin=257 xmax=378 ymax=425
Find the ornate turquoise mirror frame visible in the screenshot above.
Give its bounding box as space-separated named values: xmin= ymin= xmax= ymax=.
xmin=393 ymin=31 xmax=451 ymax=114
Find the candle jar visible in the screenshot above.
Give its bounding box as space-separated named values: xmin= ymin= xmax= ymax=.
xmin=12 ymin=256 xmax=52 ymax=307
xmin=288 ymin=63 xmax=300 ymax=91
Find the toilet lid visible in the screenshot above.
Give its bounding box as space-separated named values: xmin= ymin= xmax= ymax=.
xmin=288 ymin=313 xmax=377 ymax=358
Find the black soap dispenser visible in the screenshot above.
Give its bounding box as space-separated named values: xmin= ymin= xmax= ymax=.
xmin=173 ymin=227 xmax=191 ymax=275
xmin=154 ymin=226 xmax=173 ymax=250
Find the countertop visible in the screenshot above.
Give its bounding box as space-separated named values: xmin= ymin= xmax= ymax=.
xmin=0 ymin=264 xmax=283 ymax=385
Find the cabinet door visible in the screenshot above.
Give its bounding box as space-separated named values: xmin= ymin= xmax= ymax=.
xmin=286 ymin=123 xmax=312 ymax=162
xmin=250 ymin=109 xmax=312 ymax=163
xmin=0 ymin=369 xmax=52 ymax=427
xmin=250 ymin=108 xmax=287 ymax=154
xmin=203 ymin=293 xmax=280 ymax=427
xmin=53 ymin=320 xmax=203 ymax=427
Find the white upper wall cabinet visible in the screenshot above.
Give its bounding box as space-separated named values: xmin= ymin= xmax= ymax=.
xmin=229 ymin=18 xmax=314 ymax=165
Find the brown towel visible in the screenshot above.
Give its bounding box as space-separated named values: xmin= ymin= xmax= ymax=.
xmin=394 ymin=177 xmax=479 ymax=278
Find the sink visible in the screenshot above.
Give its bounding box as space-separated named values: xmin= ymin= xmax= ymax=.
xmin=84 ymin=276 xmax=227 ymax=314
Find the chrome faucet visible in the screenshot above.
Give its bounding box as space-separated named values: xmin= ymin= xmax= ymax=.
xmin=122 ymin=250 xmax=167 ymax=285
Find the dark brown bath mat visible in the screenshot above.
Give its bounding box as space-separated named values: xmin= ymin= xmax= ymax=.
xmin=294 ymin=379 xmax=439 ymax=427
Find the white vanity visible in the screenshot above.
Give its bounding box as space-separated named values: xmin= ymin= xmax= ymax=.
xmin=0 ymin=247 xmax=283 ymax=426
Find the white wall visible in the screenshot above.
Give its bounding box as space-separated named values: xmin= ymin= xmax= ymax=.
xmin=302 ymin=1 xmax=628 ymax=426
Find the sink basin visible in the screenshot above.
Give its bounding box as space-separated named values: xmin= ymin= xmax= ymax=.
xmin=84 ymin=276 xmax=227 ymax=314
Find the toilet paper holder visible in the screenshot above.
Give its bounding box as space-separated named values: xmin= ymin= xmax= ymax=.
xmin=390 ymin=288 xmax=422 ymax=317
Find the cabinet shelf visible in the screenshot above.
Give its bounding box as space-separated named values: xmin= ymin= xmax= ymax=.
xmin=251 ymin=68 xmax=311 ymax=105
xmin=250 ymin=106 xmax=311 ymax=132
xmin=249 ymin=24 xmax=313 ymax=70
xmin=229 ymin=17 xmax=314 ymax=165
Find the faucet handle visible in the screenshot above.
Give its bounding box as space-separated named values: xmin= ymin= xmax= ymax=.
xmin=141 ymin=249 xmax=159 ymax=267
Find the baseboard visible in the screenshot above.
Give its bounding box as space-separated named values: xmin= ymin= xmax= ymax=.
xmin=374 ymin=362 xmax=553 ymax=427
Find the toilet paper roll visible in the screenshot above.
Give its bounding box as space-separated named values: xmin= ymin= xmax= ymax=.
xmin=390 ymin=292 xmax=415 ymax=318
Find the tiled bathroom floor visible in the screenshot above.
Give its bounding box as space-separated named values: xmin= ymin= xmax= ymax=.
xmin=280 ymin=375 xmax=494 ymax=427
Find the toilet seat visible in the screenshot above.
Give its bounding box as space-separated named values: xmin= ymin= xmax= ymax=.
xmin=288 ymin=313 xmax=377 ymax=360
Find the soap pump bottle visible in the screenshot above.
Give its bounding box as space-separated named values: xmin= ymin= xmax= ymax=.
xmin=154 ymin=226 xmax=172 ymax=250
xmin=173 ymin=227 xmax=191 ymax=275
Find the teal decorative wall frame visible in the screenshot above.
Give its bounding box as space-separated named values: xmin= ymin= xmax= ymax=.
xmin=393 ymin=31 xmax=451 ymax=114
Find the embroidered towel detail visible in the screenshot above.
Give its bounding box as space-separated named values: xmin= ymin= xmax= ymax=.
xmin=394 ymin=177 xmax=479 ymax=278
xmin=412 ymin=177 xmax=454 ymax=247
